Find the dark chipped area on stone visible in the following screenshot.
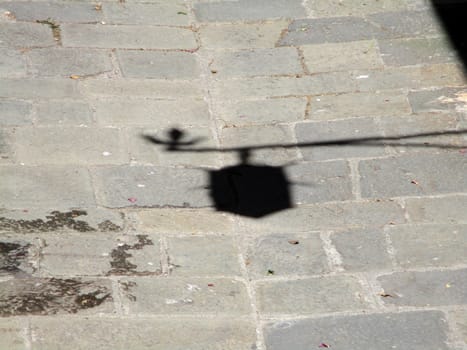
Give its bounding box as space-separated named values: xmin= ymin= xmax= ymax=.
xmin=0 ymin=277 xmax=112 ymax=316
xmin=108 ymin=235 xmax=160 ymax=276
xmin=120 ymin=280 xmax=137 ymax=302
xmin=0 ymin=210 xmax=122 ymax=233
xmin=0 ymin=241 xmax=31 ymax=274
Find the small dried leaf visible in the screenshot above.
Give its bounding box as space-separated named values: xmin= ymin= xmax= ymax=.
xmin=267 ymin=269 xmax=275 ymax=275
xmin=288 ymin=240 xmax=299 ymax=245
xmin=94 ymin=4 xmax=102 ymax=11
xmin=70 ymin=75 xmax=81 ymax=80
xmin=411 ymin=180 xmax=419 ymax=185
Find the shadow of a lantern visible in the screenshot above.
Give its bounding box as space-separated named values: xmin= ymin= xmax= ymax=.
xmin=209 ymin=149 xmax=292 ymax=218
xmin=143 ymin=127 xmax=467 ymax=218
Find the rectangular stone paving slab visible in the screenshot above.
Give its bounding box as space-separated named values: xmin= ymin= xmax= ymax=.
xmin=264 ymin=311 xmax=450 ymax=350
xmin=29 ymin=317 xmax=257 ymax=350
xmin=119 ymin=277 xmax=251 ymax=315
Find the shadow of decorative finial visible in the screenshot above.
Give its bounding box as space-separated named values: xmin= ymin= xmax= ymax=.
xmin=142 ymin=128 xmax=205 ymax=151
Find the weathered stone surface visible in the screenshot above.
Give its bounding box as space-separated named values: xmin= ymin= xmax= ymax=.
xmin=94 ymin=98 xmax=209 ymax=126
xmin=0 ymin=100 xmax=32 ymax=126
xmin=214 ymin=97 xmax=307 ymax=126
xmin=449 ymin=310 xmax=467 ymax=344
xmin=296 ymin=118 xmax=385 ymax=161
xmin=62 ymin=24 xmax=197 ymax=49
xmin=167 ymin=236 xmax=241 ymax=276
xmin=0 ymin=79 xmax=81 ymax=99
xmin=406 ymin=195 xmax=467 ymax=224
xmin=80 ymin=79 xmax=203 ymax=98
xmin=136 ymin=209 xmax=236 ymax=235
xmin=199 ymin=21 xmax=287 ymax=49
xmin=0 ymin=48 xmax=27 ymax=78
xmin=301 ymin=40 xmax=383 ymax=73
xmin=388 ymin=224 xmax=467 ymax=268
xmin=286 ymin=161 xmax=353 ymax=204
xmin=0 ymin=277 xmax=113 ymax=316
xmin=15 ymin=127 xmax=128 ymax=165
xmin=208 ymin=48 xmax=302 ymax=77
xmin=0 ymin=234 xmax=39 ymax=276
xmin=264 ymin=311 xmax=450 ymax=350
xmin=0 ymin=23 xmax=55 ymax=48
xmin=237 ymin=200 xmax=405 ymax=232
xmin=0 ymin=129 xmax=14 ymax=163
xmin=379 ymin=269 xmax=467 ymax=306
xmin=408 ymin=87 xmax=467 ymax=113
xmin=331 ymin=228 xmax=392 ymax=271
xmin=256 ymin=275 xmax=369 ymax=314
xmin=0 ymin=318 xmax=27 ymax=350
xmin=117 ymin=50 xmax=199 ymax=79
xmin=309 ymin=90 xmax=410 ymax=121
xmin=308 ymin=0 xmax=408 ymax=17
xmin=29 ymin=317 xmax=257 ymax=350
xmin=0 ymin=166 xmax=95 ymax=208
xmin=359 ymin=153 xmax=467 ymax=198
xmin=103 ymin=2 xmax=190 ymax=25
xmin=246 ymin=234 xmax=329 ymax=278
xmin=91 ymin=166 xmax=210 ymax=208
xmin=2 ymin=2 xmax=102 ymax=22
xmin=28 ymin=48 xmax=113 ymax=77
xmin=378 ymin=37 xmax=457 ymax=66
xmin=35 ymin=100 xmax=93 ymax=125
xmin=195 ymin=0 xmax=305 ymax=22
xmin=119 ymin=277 xmax=251 ymax=315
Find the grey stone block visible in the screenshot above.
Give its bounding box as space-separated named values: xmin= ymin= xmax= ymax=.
xmin=359 ymin=153 xmax=467 ymax=198
xmin=368 ymin=10 xmax=444 ymax=39
xmin=29 ymin=317 xmax=256 ymax=350
xmin=388 ymin=224 xmax=467 ymax=268
xmin=208 ymin=48 xmax=302 ymax=78
xmin=15 ymin=127 xmax=128 ymax=165
xmin=167 ymin=236 xmax=241 ymax=276
xmin=94 ymin=98 xmax=209 ymax=126
xmin=0 ymin=130 xmax=14 ymax=163
xmin=0 ymin=208 xmax=124 ymax=234
xmin=215 ymin=97 xmax=307 ymax=126
xmin=246 ymin=233 xmax=329 ymax=278
xmin=220 ymin=124 xmax=299 ymax=165
xmin=0 ymin=233 xmax=40 ymax=276
xmin=194 ymin=0 xmax=305 ymax=22
xmin=80 ymin=79 xmax=204 ymax=98
xmin=0 ymin=48 xmax=27 ymax=77
xmin=136 ymin=209 xmax=236 ymax=235
xmin=117 ymin=50 xmax=199 ymax=79
xmin=35 ymin=100 xmax=93 ymax=125
xmin=256 ymin=275 xmax=369 ymax=314
xmin=280 ymin=17 xmax=378 ymax=46
xmin=286 ymin=161 xmax=353 ymax=204
xmin=331 ymin=228 xmax=392 ymax=271
xmin=352 ymin=64 xmax=466 ymax=92
xmin=0 ymin=277 xmax=114 ymax=316
xmin=199 ymin=21 xmax=288 ymax=49
xmin=0 ymin=23 xmax=55 ymax=48
xmin=308 ymin=0 xmax=408 ymax=17
xmin=3 ymin=2 xmax=103 ymax=22
xmin=0 ymin=318 xmax=27 ymax=350
xmin=378 ymin=269 xmax=467 ymax=306
xmin=0 ymin=79 xmax=81 ymax=99
xmin=0 ymin=100 xmax=32 ymax=126
xmin=0 ymin=166 xmax=95 ymax=208
xmin=264 ymin=311 xmax=449 ymax=350
xmin=28 ymin=48 xmax=112 ymax=77
xmin=119 ymin=277 xmax=251 ymax=315
xmin=62 ymin=24 xmax=197 ymax=49
xmin=103 ymin=2 xmax=189 ymax=25
xmin=406 ymin=195 xmax=467 ymax=224
xmin=211 ymin=74 xmax=358 ymax=98
xmin=301 ymin=40 xmax=383 ymax=73
xmin=449 ymin=310 xmax=467 ymax=345
xmin=378 ymin=37 xmax=457 ymax=66
xmin=408 ymin=87 xmax=467 ymax=113
xmin=91 ymin=166 xmax=211 ymax=208
xmin=309 ymin=90 xmax=410 ymax=121
xmin=296 ymin=118 xmax=385 ymax=161
xmin=237 ymin=200 xmax=406 ymax=232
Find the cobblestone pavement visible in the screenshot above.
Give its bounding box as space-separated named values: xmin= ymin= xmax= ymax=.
xmin=1 ymin=0 xmax=467 ymax=349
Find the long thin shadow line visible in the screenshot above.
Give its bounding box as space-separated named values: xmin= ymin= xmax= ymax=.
xmin=143 ymin=129 xmax=467 ymax=153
